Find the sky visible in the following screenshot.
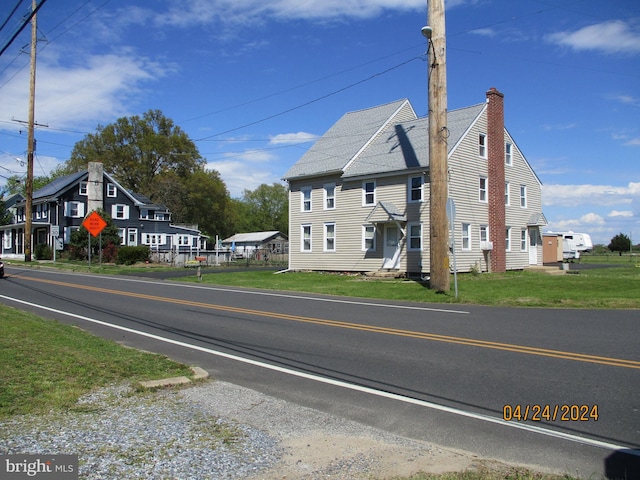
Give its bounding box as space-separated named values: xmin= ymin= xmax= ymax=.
xmin=0 ymin=0 xmax=638 ymax=246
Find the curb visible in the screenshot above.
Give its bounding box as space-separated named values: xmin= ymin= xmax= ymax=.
xmin=139 ymin=366 xmax=209 ymax=389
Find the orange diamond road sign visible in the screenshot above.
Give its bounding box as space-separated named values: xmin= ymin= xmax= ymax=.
xmin=82 ymin=211 xmax=107 ymax=237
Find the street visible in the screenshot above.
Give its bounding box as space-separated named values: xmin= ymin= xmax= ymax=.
xmin=1 ymin=265 xmax=638 ymax=478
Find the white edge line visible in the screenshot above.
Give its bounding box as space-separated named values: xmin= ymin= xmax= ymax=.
xmin=1 ymin=293 xmax=636 ymax=456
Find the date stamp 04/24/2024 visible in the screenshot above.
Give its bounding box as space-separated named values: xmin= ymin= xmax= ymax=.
xmin=503 ymin=404 xmax=599 ymax=422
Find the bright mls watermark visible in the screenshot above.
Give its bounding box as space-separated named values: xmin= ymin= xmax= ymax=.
xmin=2 ymin=455 xmax=78 ymax=479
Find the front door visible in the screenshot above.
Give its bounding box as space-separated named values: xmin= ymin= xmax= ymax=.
xmin=383 ymin=224 xmax=401 ymax=269
xmin=528 ymin=227 xmax=538 ymax=265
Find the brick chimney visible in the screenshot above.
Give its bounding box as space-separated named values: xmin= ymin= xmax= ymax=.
xmin=486 ymin=87 xmax=506 ymax=272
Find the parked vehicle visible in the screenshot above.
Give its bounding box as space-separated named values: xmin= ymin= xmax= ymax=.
xmin=562 ymin=238 xmax=580 ymax=261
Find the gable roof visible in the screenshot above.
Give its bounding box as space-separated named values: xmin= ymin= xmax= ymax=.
xmin=283 ymin=100 xmax=486 ymax=181
xmin=222 ymin=231 xmax=287 ymax=244
xmin=283 ymin=99 xmax=416 ymax=180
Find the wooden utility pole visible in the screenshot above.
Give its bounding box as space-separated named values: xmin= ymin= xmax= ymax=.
xmin=24 ymin=0 xmax=37 ymax=262
xmin=425 ymin=0 xmax=449 ymax=292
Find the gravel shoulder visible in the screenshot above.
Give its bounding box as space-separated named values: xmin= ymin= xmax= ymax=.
xmin=1 ymin=379 xmax=496 ymax=479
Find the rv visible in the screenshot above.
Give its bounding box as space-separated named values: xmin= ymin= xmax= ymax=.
xmin=546 ymin=232 xmax=593 ymax=261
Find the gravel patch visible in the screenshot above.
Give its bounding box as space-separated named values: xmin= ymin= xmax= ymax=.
xmin=1 ymin=380 xmax=477 ymax=479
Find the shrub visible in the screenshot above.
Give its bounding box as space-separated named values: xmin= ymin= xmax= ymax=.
xmin=34 ymin=243 xmax=53 ymax=260
xmin=116 ymin=246 xmax=150 ymax=265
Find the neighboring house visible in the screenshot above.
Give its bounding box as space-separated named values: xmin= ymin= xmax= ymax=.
xmin=0 ymin=162 xmax=203 ymax=260
xmin=283 ymin=88 xmax=546 ymax=275
xmin=221 ymin=231 xmax=288 ymax=259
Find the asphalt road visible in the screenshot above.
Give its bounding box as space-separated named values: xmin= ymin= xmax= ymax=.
xmin=1 ymin=265 xmax=638 ymax=478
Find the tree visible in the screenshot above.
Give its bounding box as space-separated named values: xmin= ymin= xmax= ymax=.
xmin=66 ymin=110 xmax=205 ymax=196
xmin=236 ymin=183 xmax=288 ymax=235
xmin=608 ymin=233 xmax=630 ymax=256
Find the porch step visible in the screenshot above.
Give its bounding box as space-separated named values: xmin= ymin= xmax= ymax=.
xmin=525 ymin=265 xmax=565 ymax=275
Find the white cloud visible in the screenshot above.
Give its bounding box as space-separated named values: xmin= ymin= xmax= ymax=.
xmin=543 ymin=182 xmax=640 ymax=207
xmin=547 ymin=20 xmax=640 ymax=55
xmin=269 ymin=132 xmax=318 ymax=145
xmin=609 ymin=210 xmax=633 ymax=218
xmin=206 ymin=158 xmax=280 ymax=197
xmin=0 ymin=49 xmax=170 ymax=131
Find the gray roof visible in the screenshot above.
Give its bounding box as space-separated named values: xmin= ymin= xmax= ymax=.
xmin=223 ymin=231 xmax=287 ymax=244
xmin=284 ymin=100 xmax=486 ymax=181
xmin=33 ymin=171 xmax=86 ymax=200
xmin=283 ymin=99 xmax=414 ymax=180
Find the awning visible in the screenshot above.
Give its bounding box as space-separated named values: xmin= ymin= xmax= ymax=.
xmin=527 ymin=212 xmax=548 ymax=227
xmin=365 ymin=201 xmax=406 ymax=223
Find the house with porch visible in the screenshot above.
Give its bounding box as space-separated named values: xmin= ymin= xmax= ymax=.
xmin=283 ymin=87 xmax=546 ymax=276
xmin=1 ymin=162 xmax=204 ymax=262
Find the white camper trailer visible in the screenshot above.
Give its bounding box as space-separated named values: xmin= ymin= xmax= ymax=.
xmin=546 ymin=232 xmax=593 ymax=261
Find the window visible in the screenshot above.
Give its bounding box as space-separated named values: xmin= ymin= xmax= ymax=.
xmin=324 ymin=184 xmax=335 ymax=210
xmin=408 ymin=176 xmax=423 ymax=202
xmin=479 ymin=177 xmax=488 ymax=202
xmin=118 ymin=228 xmax=126 ymax=245
xmin=505 ymin=227 xmax=511 ymax=252
xmin=363 ymin=225 xmax=376 ymax=251
xmin=140 ymin=209 xmax=149 ymax=220
xmin=65 ymin=201 xmax=84 ymax=218
xmin=462 ymin=223 xmax=471 ymax=250
xmin=127 ymin=228 xmax=138 ymax=246
xmin=324 ymin=223 xmax=336 ymax=251
xmin=479 ymin=134 xmax=487 ymax=158
xmin=363 ymin=180 xmax=376 ymax=206
xmin=505 ymin=182 xmax=510 ymax=206
xmin=107 ymin=183 xmax=117 ymax=197
xmin=301 ymin=187 xmax=312 ymax=212
xmin=177 ymin=235 xmax=190 ymax=246
xmin=79 ymin=181 xmax=88 ymax=196
xmin=301 ymin=225 xmax=312 ymax=252
xmin=505 ymin=143 xmax=513 ymax=166
xmin=408 ymin=223 xmax=422 ymax=250
xmin=4 ymin=231 xmax=11 ymax=249
xmin=520 ymin=229 xmax=527 ymax=251
xmin=112 ymin=204 xmax=129 ymax=219
xmin=520 ymin=185 xmax=527 ymax=208
xmin=480 ymin=225 xmax=489 ymax=243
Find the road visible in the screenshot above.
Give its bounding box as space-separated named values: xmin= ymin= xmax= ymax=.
xmin=1 ymin=265 xmax=638 ymax=478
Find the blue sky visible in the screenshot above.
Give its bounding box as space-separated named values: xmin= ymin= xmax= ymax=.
xmin=0 ymin=0 xmax=638 ymax=245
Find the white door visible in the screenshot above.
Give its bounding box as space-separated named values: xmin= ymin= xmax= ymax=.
xmin=528 ymin=228 xmax=538 ymax=265
xmin=383 ymin=224 xmax=402 ymax=269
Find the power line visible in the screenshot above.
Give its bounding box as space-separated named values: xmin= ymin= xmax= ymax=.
xmin=0 ymin=0 xmax=24 ymax=35
xmin=0 ymin=0 xmax=47 ymax=57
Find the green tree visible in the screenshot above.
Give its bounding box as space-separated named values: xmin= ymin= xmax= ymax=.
xmin=608 ymin=233 xmax=631 ymax=256
xmin=236 ymin=183 xmax=288 ymax=235
xmin=66 ymin=110 xmax=205 ymax=196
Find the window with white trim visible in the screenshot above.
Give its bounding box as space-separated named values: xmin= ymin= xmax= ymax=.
xmin=301 ymin=224 xmax=312 ymax=252
xmin=462 ymin=223 xmax=471 ymax=250
xmin=505 ymin=227 xmax=511 ymax=251
xmin=480 ymin=225 xmax=489 ymax=243
xmin=520 ymin=229 xmax=527 ymax=251
xmin=118 ymin=228 xmax=126 ymax=245
xmin=301 ymin=187 xmax=312 ymax=212
xmin=79 ymin=181 xmax=88 ymax=196
xmin=177 ymin=235 xmax=190 ymax=246
xmin=363 ymin=225 xmax=375 ymax=251
xmin=324 ymin=223 xmax=336 ymax=252
xmin=479 ymin=134 xmax=487 ymax=158
xmin=408 ymin=223 xmax=422 ymax=250
xmin=112 ymin=204 xmax=129 ymax=220
xmin=107 ymin=183 xmax=117 ymax=197
xmin=479 ymin=177 xmax=488 ymax=202
xmin=4 ymin=231 xmax=11 ymax=249
xmin=65 ymin=201 xmax=84 ymax=218
xmin=505 ymin=182 xmax=510 ymax=206
xmin=520 ymin=185 xmax=527 ymax=208
xmin=127 ymin=228 xmax=138 ymax=246
xmin=505 ymin=142 xmax=513 ymax=165
xmin=363 ymin=180 xmax=376 ymax=206
xmin=324 ymin=184 xmax=335 ymax=210
xmin=408 ymin=176 xmax=423 ymax=202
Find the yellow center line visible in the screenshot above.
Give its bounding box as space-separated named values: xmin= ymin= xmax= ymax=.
xmin=17 ymin=275 xmax=640 ymax=370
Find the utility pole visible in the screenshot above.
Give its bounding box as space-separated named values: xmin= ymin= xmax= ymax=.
xmin=423 ymin=0 xmax=449 ymax=292
xmin=24 ymin=0 xmax=37 ymax=262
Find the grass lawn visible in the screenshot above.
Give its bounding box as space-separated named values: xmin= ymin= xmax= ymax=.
xmin=0 ymin=305 xmax=193 ymax=418
xmin=181 ymin=265 xmax=640 ymax=309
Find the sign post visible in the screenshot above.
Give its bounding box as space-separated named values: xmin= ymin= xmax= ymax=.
xmin=82 ymin=211 xmax=107 ymax=268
